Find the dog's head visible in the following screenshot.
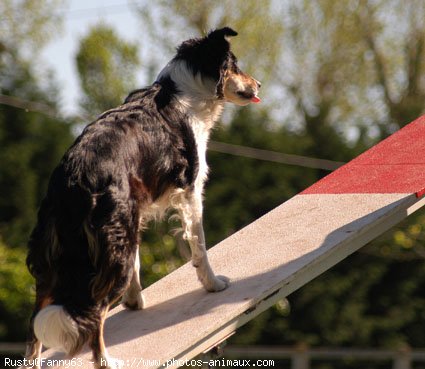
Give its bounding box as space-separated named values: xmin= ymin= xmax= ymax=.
xmin=173 ymin=27 xmax=261 ymax=106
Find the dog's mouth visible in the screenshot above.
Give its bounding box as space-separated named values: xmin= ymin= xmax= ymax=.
xmin=236 ymin=90 xmax=261 ymax=103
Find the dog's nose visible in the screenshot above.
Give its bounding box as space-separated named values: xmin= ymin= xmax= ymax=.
xmin=256 ymin=80 xmax=262 ymax=89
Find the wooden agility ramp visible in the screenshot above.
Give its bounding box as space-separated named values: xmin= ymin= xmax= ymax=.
xmin=42 ymin=115 xmax=425 ymax=368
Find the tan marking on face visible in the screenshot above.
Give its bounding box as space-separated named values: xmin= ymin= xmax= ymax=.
xmin=223 ymin=70 xmax=261 ymax=106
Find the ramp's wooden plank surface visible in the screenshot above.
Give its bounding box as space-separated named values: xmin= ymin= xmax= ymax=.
xmin=42 ymin=193 xmax=425 ymax=369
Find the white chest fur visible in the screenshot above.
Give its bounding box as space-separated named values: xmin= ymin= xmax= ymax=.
xmin=190 ymin=116 xmax=211 ymax=197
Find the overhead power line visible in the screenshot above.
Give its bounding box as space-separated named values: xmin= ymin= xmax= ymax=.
xmin=0 ymin=93 xmax=345 ymax=171
xmin=209 ymin=141 xmax=345 ymax=171
xmin=0 ymin=94 xmax=58 ymax=118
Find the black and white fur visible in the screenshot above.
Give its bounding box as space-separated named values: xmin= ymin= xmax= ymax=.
xmin=22 ymin=27 xmax=260 ymax=369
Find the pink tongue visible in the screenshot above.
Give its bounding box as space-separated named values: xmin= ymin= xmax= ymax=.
xmin=251 ymin=96 xmax=261 ymax=103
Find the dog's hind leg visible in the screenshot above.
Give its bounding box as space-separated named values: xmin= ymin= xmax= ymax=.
xmin=121 ymin=246 xmax=145 ymax=310
xmin=89 ymin=191 xmax=140 ymax=367
xmin=90 ymin=307 xmax=123 ymax=369
xmin=176 ymin=190 xmax=229 ymax=292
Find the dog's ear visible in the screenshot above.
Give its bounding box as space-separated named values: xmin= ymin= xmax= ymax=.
xmin=215 ymin=66 xmax=226 ymax=99
xmin=207 ymin=27 xmax=238 ymax=42
xmin=207 ymin=28 xmax=237 ymax=98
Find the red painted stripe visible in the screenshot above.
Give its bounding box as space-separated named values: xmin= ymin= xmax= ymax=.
xmin=302 ymin=115 xmax=425 ymax=197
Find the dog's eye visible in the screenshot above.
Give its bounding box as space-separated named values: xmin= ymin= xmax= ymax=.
xmin=236 ymin=91 xmax=254 ymax=99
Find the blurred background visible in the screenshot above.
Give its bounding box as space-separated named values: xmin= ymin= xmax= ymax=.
xmin=1 ymin=1 xmax=425 ymax=368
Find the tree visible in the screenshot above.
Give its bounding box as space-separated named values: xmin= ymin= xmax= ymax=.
xmin=0 ymin=0 xmax=64 ymax=60
xmin=0 ymin=0 xmax=73 ymax=342
xmin=0 ymin=1 xmax=73 ymax=247
xmin=76 ymin=23 xmax=141 ymax=115
xmin=283 ymin=0 xmax=425 ymax=138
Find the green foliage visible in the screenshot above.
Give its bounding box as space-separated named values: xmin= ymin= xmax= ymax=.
xmin=284 ymin=0 xmax=425 ymax=136
xmin=391 ymin=214 xmax=425 ymax=254
xmin=140 ymin=224 xmax=188 ymax=287
xmin=0 ymin=240 xmax=33 ymax=340
xmin=76 ymin=23 xmax=141 ymax=115
xmin=0 ymin=0 xmax=73 ymax=247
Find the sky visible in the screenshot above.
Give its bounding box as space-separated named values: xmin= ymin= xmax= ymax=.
xmin=41 ymin=0 xmax=143 ymax=116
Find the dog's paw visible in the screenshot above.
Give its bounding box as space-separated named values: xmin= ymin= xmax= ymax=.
xmin=205 ymin=275 xmax=230 ymax=292
xmin=122 ymin=291 xmax=145 ymax=310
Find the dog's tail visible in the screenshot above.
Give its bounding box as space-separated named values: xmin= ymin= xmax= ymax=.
xmin=33 ymin=305 xmax=80 ymax=354
xmin=27 ymin=184 xmax=101 ymax=355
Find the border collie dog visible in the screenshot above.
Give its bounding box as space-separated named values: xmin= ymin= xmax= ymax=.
xmin=22 ymin=27 xmax=260 ymax=369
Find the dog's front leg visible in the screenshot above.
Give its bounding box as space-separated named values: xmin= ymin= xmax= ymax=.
xmin=177 ymin=191 xmax=229 ymax=292
xmin=121 ymin=246 xmax=145 ymax=310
